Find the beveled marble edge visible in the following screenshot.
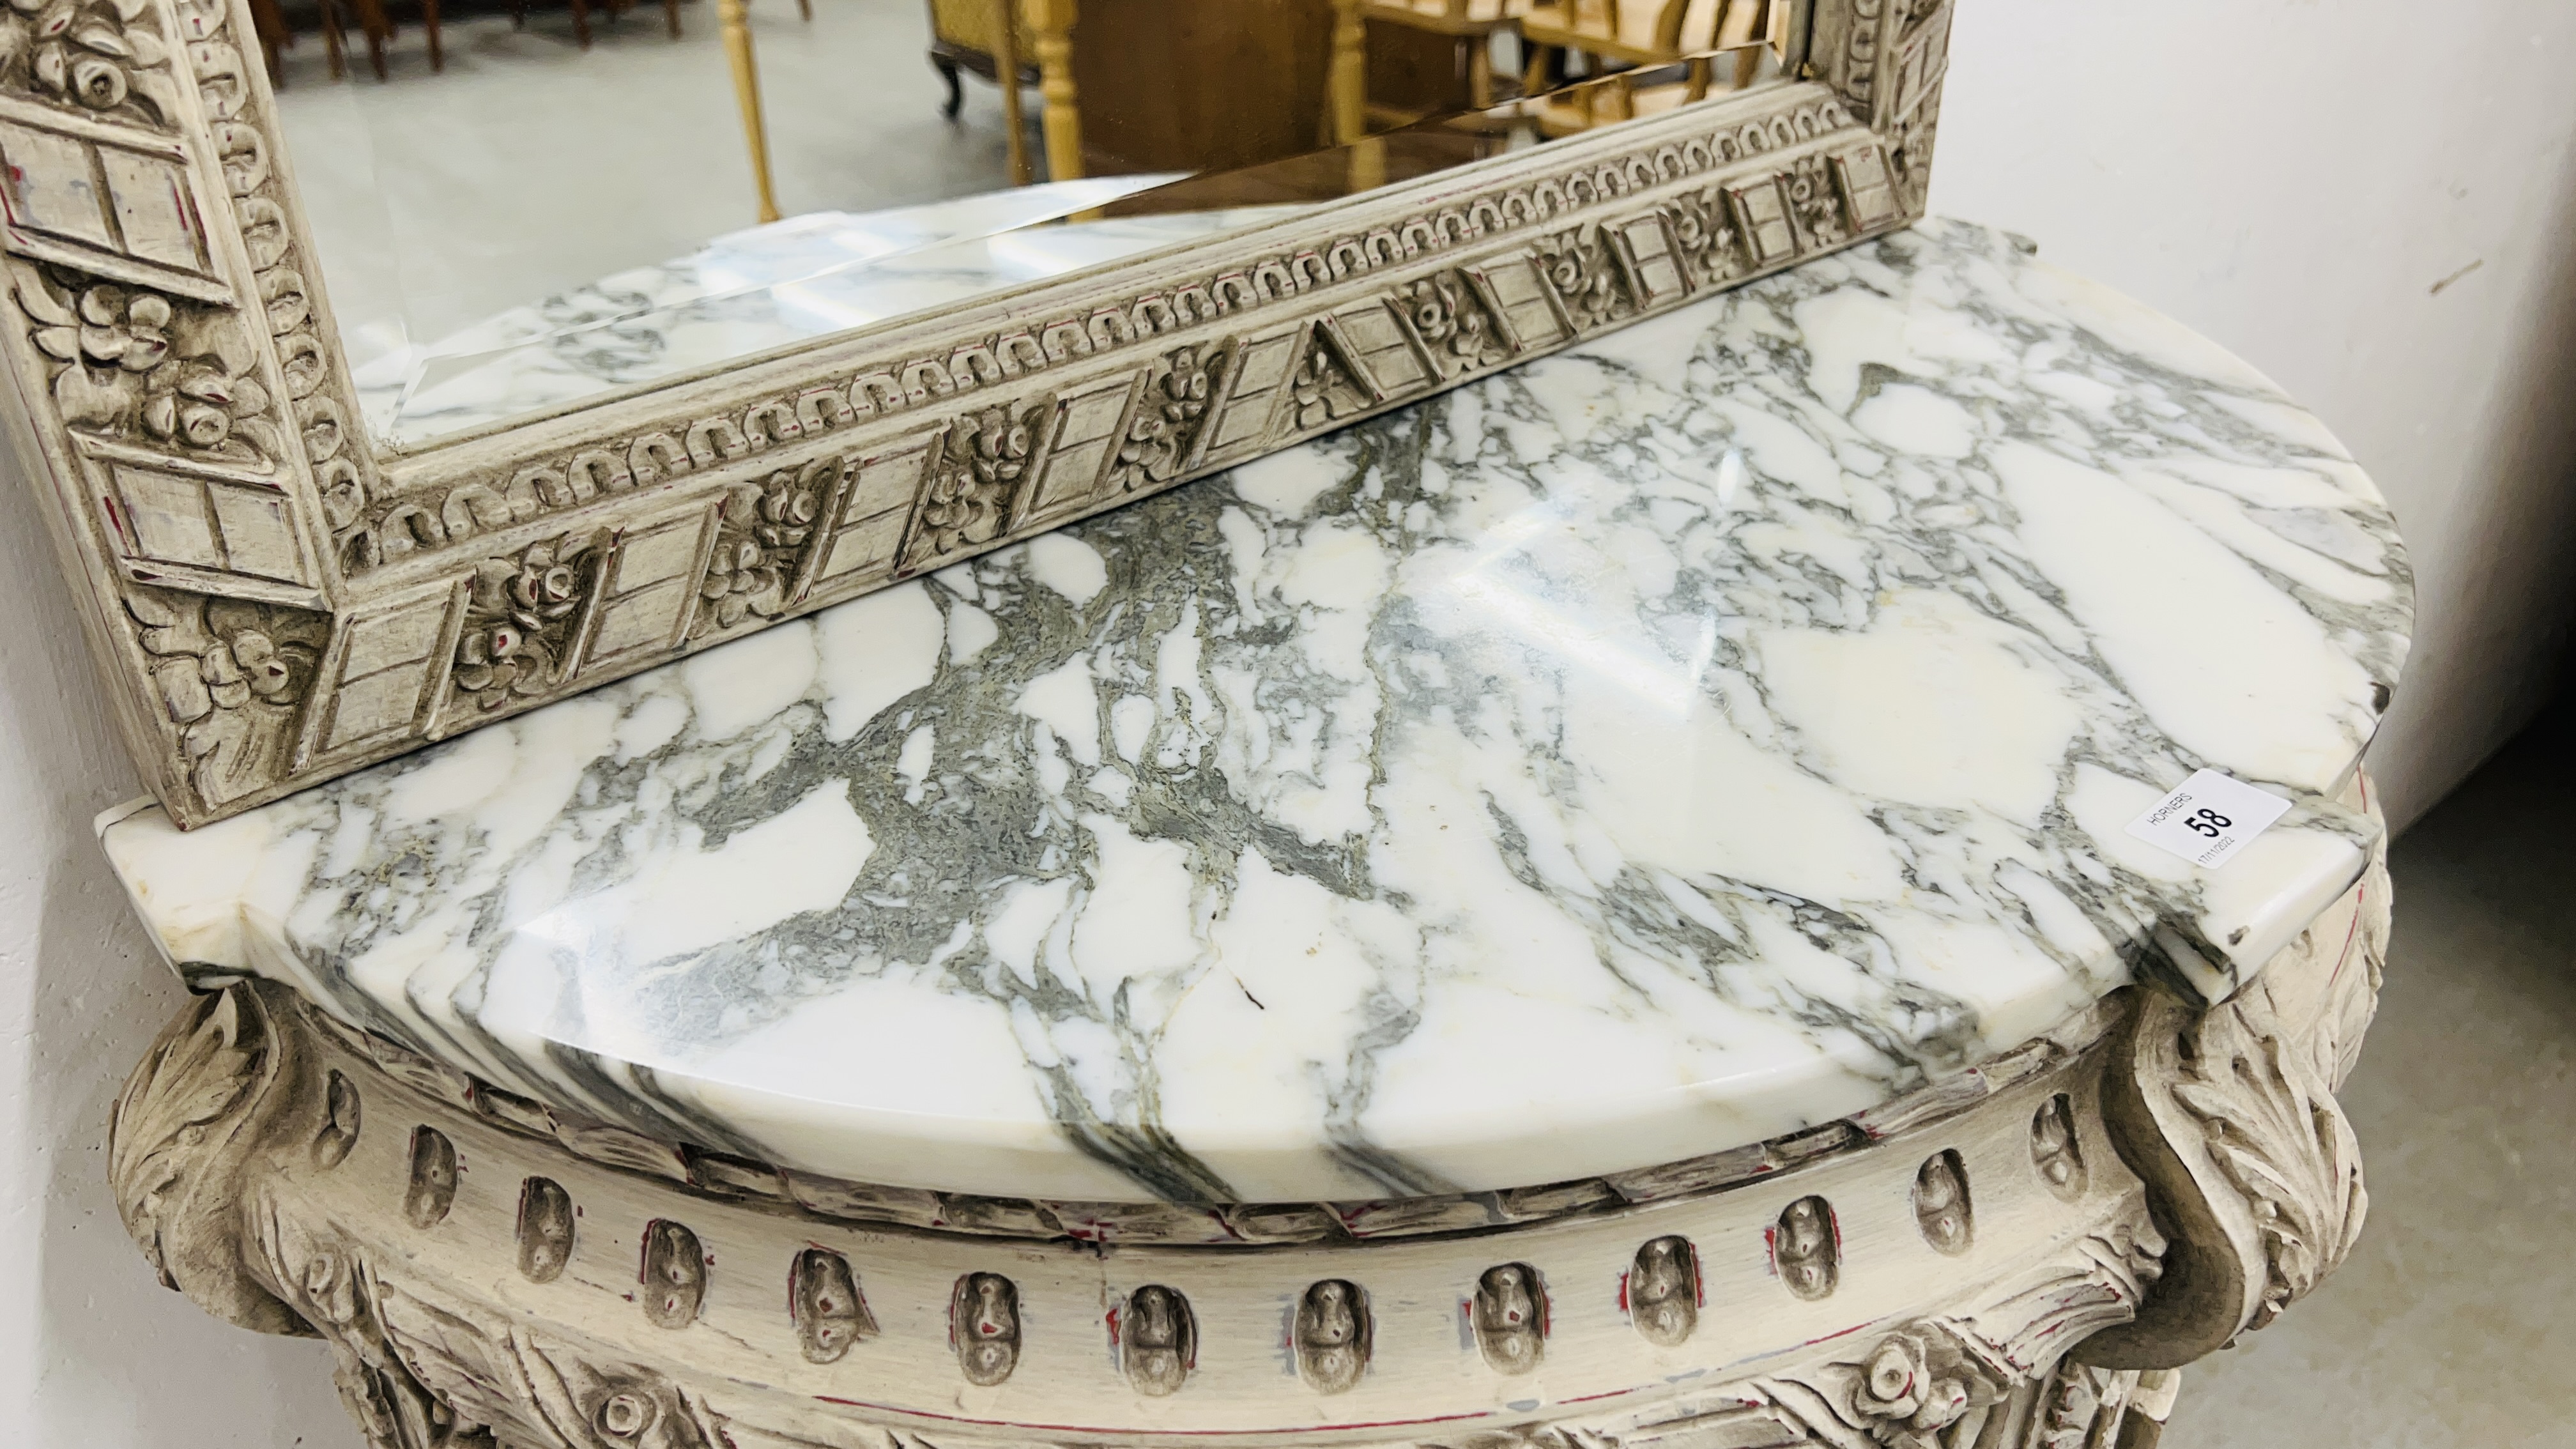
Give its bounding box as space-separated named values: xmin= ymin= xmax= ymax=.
xmin=283 ymin=977 xmax=2122 ymax=1245
xmin=93 ymin=772 xmax=2378 ymax=1039
xmin=93 ymin=219 xmax=2414 ymax=1206
xmin=2161 ymin=786 xmax=2379 ymax=1002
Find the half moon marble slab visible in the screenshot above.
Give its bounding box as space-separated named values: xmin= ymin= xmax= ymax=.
xmin=100 ymin=219 xmax=2411 ymax=1204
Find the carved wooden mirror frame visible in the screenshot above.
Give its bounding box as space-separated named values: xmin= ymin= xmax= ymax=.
xmin=0 ymin=0 xmax=1950 ymax=825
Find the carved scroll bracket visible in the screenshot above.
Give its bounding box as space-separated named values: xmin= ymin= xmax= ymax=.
xmin=109 ymin=981 xmax=311 ymax=1336
xmin=2082 ymin=843 xmax=2388 ymax=1368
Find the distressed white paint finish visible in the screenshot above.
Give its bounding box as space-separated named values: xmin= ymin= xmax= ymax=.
xmin=99 ymin=223 xmax=2405 ymax=1204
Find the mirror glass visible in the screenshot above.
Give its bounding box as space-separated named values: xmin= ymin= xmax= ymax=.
xmin=266 ymin=0 xmax=1799 ymax=452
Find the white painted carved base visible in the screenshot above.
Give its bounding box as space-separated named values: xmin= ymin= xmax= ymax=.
xmin=107 ymin=836 xmax=2385 ymax=1449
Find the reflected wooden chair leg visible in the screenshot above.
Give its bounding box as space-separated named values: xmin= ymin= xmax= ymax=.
xmin=569 ymin=0 xmax=593 ymax=46
xmin=1326 ymin=0 xmax=1364 ymax=145
xmin=664 ymin=0 xmax=682 ymax=36
xmin=1466 ymin=34 xmax=1494 ymax=109
xmin=422 ymin=0 xmax=442 ymax=70
xmin=993 ymin=0 xmax=1032 ymax=186
xmin=349 ymin=0 xmax=390 ymax=78
xmin=510 ymin=0 xmax=525 ymax=28
xmin=248 ymin=0 xmax=291 ymax=83
xmin=933 ymin=53 xmax=963 ymax=119
xmin=1347 ymin=134 xmax=1386 ymax=193
xmin=319 ymin=0 xmax=348 ymax=77
xmin=1719 ymin=0 xmax=1763 ymax=87
xmin=721 ymin=0 xmax=783 ymax=222
xmin=795 ymin=0 xmax=811 ymax=18
xmin=1021 ymin=0 xmax=1082 ymax=181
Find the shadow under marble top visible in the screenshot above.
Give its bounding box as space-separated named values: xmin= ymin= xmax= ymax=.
xmin=102 ymin=220 xmax=2412 ymax=1204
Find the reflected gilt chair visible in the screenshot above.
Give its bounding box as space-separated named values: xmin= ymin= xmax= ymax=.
xmin=1519 ymin=0 xmax=1775 ymax=135
xmin=924 ymin=0 xmax=1084 ymax=187
xmin=927 ymin=0 xmax=1038 ymax=185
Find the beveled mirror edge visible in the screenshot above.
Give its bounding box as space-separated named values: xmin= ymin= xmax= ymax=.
xmin=0 ymin=0 xmax=1949 ymax=827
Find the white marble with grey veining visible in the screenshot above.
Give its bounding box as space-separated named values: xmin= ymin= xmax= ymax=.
xmin=105 ymin=220 xmax=2412 ymax=1204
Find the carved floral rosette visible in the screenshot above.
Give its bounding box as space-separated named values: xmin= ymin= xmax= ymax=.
xmin=0 ymin=0 xmax=1951 ymax=827
xmin=105 ymin=837 xmax=2386 ymax=1449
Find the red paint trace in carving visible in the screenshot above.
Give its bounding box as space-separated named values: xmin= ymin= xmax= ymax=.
xmin=1794 ymin=1320 xmax=1873 ymax=1351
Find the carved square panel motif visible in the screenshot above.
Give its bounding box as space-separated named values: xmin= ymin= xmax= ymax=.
xmin=109 ymin=463 xmax=311 ymax=586
xmin=1729 ymin=179 xmax=1800 ymax=266
xmin=0 ymin=112 xmax=222 ymax=299
xmin=1834 ymin=148 xmax=1901 ymax=231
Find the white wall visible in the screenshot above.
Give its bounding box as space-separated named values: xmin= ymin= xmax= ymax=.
xmin=0 ymin=434 xmax=347 ymax=1439
xmin=6 ymin=4 xmax=2576 ymax=1442
xmin=1931 ymin=0 xmax=2576 ymax=829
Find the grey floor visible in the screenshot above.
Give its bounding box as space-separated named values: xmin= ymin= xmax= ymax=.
xmin=2170 ymin=700 xmax=2576 ymax=1446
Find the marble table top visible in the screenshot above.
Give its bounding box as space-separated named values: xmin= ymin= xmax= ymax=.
xmin=104 ymin=219 xmax=2411 ymax=1205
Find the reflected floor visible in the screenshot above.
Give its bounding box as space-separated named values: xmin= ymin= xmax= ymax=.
xmin=273 ymin=0 xmax=1024 ymax=357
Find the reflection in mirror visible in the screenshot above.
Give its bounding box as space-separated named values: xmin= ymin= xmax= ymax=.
xmin=266 ymin=0 xmax=1797 ymax=452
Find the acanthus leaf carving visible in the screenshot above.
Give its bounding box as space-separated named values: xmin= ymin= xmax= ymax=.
xmin=2315 ymin=850 xmax=2390 ymax=1092
xmin=128 ymin=585 xmax=328 ymax=806
xmin=2169 ymin=993 xmax=2367 ymax=1331
xmin=109 ymin=984 xmax=263 ymax=1291
xmin=2082 ymin=810 xmax=2386 ymax=1370
xmin=108 ymin=982 xmax=309 ymax=1336
xmin=260 ymin=1221 xmax=738 ymax=1449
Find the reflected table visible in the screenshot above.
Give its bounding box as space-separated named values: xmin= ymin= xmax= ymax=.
xmin=104 ymin=220 xmax=2407 ymax=1449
